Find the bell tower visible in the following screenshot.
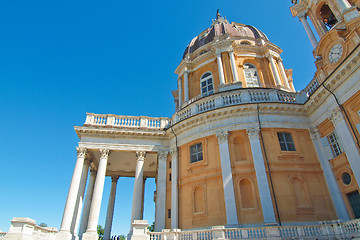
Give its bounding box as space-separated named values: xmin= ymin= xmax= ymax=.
xmin=291 ymin=0 xmax=360 ymax=79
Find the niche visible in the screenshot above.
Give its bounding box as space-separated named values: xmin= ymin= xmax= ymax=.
xmin=239 ymin=178 xmax=256 ymax=209
xmin=193 ymin=186 xmax=205 ymax=214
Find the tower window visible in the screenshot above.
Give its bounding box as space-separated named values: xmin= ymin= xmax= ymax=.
xmin=277 ymin=132 xmax=296 ymax=151
xmin=200 ymin=72 xmax=214 ymax=97
xmin=190 ymin=143 xmax=203 ymax=163
xmin=320 ymin=4 xmax=338 ymax=29
xmin=328 ymin=132 xmax=343 ymax=157
xmin=244 ymin=63 xmax=260 ymax=88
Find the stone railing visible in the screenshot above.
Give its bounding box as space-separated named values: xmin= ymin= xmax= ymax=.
xmin=304 ymin=76 xmax=320 ymax=98
xmin=84 ymin=113 xmax=170 ymax=130
xmin=175 ymin=88 xmax=306 ymax=123
xmin=145 ymin=219 xmax=360 ymax=240
xmin=4 ymin=217 xmax=58 ymax=240
xmin=0 ymin=233 xmax=6 ymax=240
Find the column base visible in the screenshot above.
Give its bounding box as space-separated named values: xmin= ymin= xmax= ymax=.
xmin=55 ymin=230 xmax=73 ymax=240
xmin=82 ymin=231 xmax=98 ymax=240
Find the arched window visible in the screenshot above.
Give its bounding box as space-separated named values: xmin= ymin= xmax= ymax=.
xmin=320 ymin=3 xmax=337 ymax=29
xmin=200 ymin=72 xmax=214 ymax=96
xmin=243 ymin=63 xmax=260 ymax=88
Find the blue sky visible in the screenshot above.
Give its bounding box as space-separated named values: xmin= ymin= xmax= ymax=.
xmin=0 ymin=0 xmax=316 ymax=235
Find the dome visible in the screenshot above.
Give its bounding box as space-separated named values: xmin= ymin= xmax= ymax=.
xmin=182 ymin=13 xmax=269 ymax=59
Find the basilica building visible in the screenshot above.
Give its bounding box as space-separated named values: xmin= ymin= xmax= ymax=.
xmin=50 ymin=0 xmax=360 ymax=240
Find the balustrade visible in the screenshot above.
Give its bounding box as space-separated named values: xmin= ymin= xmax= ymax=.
xmin=146 ymin=219 xmax=360 ymax=240
xmin=84 ymin=113 xmax=169 ymax=130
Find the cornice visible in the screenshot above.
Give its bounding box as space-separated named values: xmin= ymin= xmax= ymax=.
xmin=169 ymin=103 xmax=306 ymax=137
xmin=74 ymin=126 xmax=170 ymax=139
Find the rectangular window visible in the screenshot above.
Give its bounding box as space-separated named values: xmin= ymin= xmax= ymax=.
xmin=169 ymin=173 xmax=171 ymax=181
xmin=277 ymin=132 xmax=296 ymax=151
xmin=328 ymin=132 xmax=343 ymax=157
xmin=168 ymin=209 xmax=171 ymax=218
xmin=169 ymin=161 xmax=171 ymax=169
xmin=190 ymin=143 xmax=203 ymax=163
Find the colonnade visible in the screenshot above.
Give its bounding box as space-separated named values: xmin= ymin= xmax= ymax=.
xmin=56 ymin=149 xmax=167 ymax=240
xmin=177 ymin=48 xmax=292 ymax=108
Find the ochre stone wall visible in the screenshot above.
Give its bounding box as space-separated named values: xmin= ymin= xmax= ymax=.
xmin=261 ymin=128 xmax=336 ymax=222
xmin=168 ymin=128 xmax=337 ymax=230
xmin=178 ymin=135 xmax=226 ymax=229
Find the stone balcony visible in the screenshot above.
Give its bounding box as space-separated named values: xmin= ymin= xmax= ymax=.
xmin=174 ymin=87 xmax=308 ymax=124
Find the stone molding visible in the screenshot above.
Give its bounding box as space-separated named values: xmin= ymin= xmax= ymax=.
xmin=216 ymin=131 xmax=229 ymax=143
xmin=247 ymin=127 xmax=260 ymax=139
xmin=99 ymin=149 xmax=110 ymax=159
xmin=136 ymin=151 xmax=146 ymax=162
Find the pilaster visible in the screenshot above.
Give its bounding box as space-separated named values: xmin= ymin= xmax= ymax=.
xmin=216 ymin=131 xmax=239 ymax=226
xmin=155 ymin=151 xmax=168 ymax=232
xmin=170 ymin=149 xmax=178 ymax=229
xmin=246 ymin=128 xmax=277 ymax=225
xmin=330 ymin=108 xmax=360 ymax=188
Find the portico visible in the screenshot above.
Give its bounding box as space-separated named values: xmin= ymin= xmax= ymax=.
xmin=56 ymin=115 xmax=170 ymax=240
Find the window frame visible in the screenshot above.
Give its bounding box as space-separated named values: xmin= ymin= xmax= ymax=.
xmin=200 ymin=72 xmax=214 ymax=97
xmin=327 ymin=131 xmax=343 ymax=157
xmin=190 ymin=142 xmax=204 ymax=163
xmin=243 ymin=63 xmax=260 ymax=88
xmin=277 ymin=132 xmax=296 ymax=152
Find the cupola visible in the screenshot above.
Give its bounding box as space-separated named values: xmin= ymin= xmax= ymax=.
xmin=173 ymin=11 xmax=295 ymax=110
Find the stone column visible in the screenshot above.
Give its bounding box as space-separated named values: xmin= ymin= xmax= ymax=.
xmin=170 ymin=149 xmax=178 ymax=229
xmin=184 ymin=70 xmax=189 ymax=102
xmin=71 ymin=159 xmax=90 ymax=239
xmin=277 ymin=59 xmax=291 ymax=90
xmin=267 ymin=53 xmax=282 ymax=88
xmin=130 ymin=151 xmax=146 ymax=227
xmin=141 ymin=177 xmax=146 ymax=220
xmin=82 ymin=149 xmax=110 ymax=240
xmin=247 ymin=128 xmax=277 ymax=225
xmin=309 ymin=129 xmax=350 ymax=220
xmin=178 ymin=78 xmax=183 ymax=107
xmin=155 ymin=151 xmax=168 ymax=232
xmin=228 ymin=50 xmax=239 ymax=83
xmin=330 ymin=108 xmax=360 ymax=187
xmin=216 ymin=52 xmax=226 ymax=85
xmin=335 ymin=0 xmax=352 ymax=12
xmin=104 ymin=176 xmax=119 ymax=240
xmin=216 ymin=131 xmax=239 ymax=226
xmin=298 ymin=12 xmax=318 ymax=49
xmin=78 ymin=169 xmax=96 ymax=238
xmin=56 ymin=147 xmax=87 ymax=240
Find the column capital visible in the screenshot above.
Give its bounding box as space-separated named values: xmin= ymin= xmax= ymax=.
xmin=170 ymin=148 xmax=178 ymax=157
xmin=298 ymin=11 xmax=307 ymax=19
xmin=216 ymin=131 xmax=229 ymax=143
xmin=158 ymin=151 xmax=168 ymax=160
xmin=330 ymin=107 xmax=343 ymax=126
xmin=90 ymin=168 xmax=97 ymax=174
xmin=76 ymin=147 xmax=88 ymax=159
xmin=309 ymin=128 xmax=321 ymax=140
xmin=99 ymin=149 xmax=110 ymax=159
xmin=266 ymin=51 xmax=279 ymax=60
xmin=111 ymin=176 xmax=119 ymax=182
xmin=136 ymin=151 xmax=146 ymax=161
xmin=247 ymin=127 xmax=260 ymax=139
